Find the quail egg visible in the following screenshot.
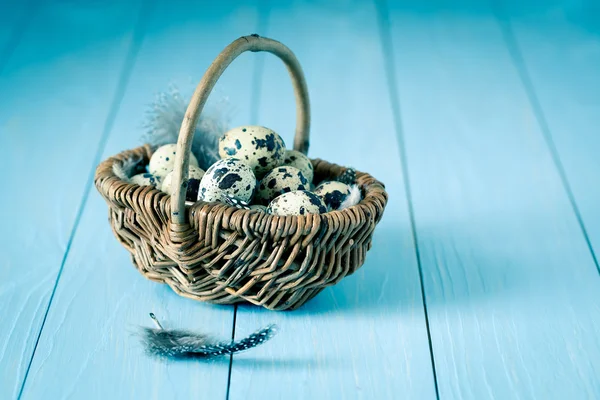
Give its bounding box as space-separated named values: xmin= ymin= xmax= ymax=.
xmin=198 ymin=158 xmax=256 ymax=203
xmin=255 ymin=166 xmax=309 ymax=205
xmin=267 ymin=190 xmax=327 ymax=216
xmin=161 ymin=165 xmax=205 ymax=196
xmin=149 ymin=144 xmax=199 ymax=178
xmin=283 ymin=149 xmax=314 ymax=183
xmin=129 ymin=173 xmax=162 ymax=188
xmin=314 ymin=181 xmax=351 ymax=210
xmin=218 ymin=126 xmax=286 ymax=178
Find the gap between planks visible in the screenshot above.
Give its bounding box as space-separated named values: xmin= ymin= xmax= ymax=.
xmin=226 ymin=1 xmax=271 ymax=398
xmin=15 ymin=0 xmax=155 ymax=398
xmin=492 ymin=0 xmax=600 ymax=277
xmin=374 ymin=0 xmax=441 ymax=398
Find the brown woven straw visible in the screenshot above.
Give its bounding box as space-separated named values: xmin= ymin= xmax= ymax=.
xmin=94 ymin=35 xmax=388 ymax=310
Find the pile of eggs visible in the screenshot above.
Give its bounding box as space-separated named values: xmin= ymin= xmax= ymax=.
xmin=127 ymin=126 xmax=357 ymax=216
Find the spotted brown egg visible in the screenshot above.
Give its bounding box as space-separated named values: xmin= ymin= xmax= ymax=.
xmin=283 ymin=149 xmax=314 ymax=183
xmin=267 ymin=190 xmax=327 ymax=216
xmin=149 ymin=144 xmax=199 ymax=178
xmin=314 ymin=181 xmax=350 ymax=210
xmin=255 ymin=166 xmax=309 ymax=205
xmin=314 ymin=181 xmax=351 ymax=210
xmin=130 ymin=173 xmax=161 ymax=188
xmin=161 ymin=165 xmax=205 ymax=196
xmin=198 ymin=158 xmax=256 ymax=203
xmin=218 ymin=126 xmax=286 ymax=178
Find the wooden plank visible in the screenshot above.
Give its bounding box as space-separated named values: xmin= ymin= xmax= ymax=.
xmin=228 ymin=1 xmax=438 ymax=399
xmin=385 ymin=2 xmax=600 ymax=399
xmin=19 ymin=1 xmax=262 ymax=398
xmin=0 ymin=0 xmax=35 ymax=72
xmin=0 ymin=1 xmax=143 ymax=398
xmin=498 ymin=4 xmax=600 ymax=272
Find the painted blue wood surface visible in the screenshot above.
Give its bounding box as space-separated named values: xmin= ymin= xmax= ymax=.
xmin=229 ymin=1 xmax=437 ymax=399
xmin=502 ymin=5 xmax=600 ymax=269
xmin=15 ymin=0 xmax=261 ymax=399
xmin=0 ymin=1 xmax=142 ymax=398
xmin=18 ymin=1 xmax=264 ymax=399
xmin=0 ymin=0 xmax=33 ymax=72
xmin=386 ymin=1 xmax=600 ymax=398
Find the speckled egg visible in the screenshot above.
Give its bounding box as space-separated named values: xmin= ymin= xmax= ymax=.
xmin=149 ymin=144 xmax=199 ymax=178
xmin=255 ymin=166 xmax=309 ymax=205
xmin=267 ymin=190 xmax=327 ymax=216
xmin=161 ymin=165 xmax=205 ymax=196
xmin=129 ymin=173 xmax=162 ymax=188
xmin=314 ymin=181 xmax=351 ymax=210
xmin=283 ymin=150 xmax=314 ymax=183
xmin=198 ymin=158 xmax=256 ymax=203
xmin=218 ymin=126 xmax=286 ymax=178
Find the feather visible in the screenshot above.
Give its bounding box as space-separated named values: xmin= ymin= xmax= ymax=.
xmin=141 ymin=82 xmax=232 ymax=170
xmin=221 ymin=193 xmax=251 ymax=210
xmin=112 ymin=155 xmax=144 ymax=181
xmin=339 ymin=184 xmax=362 ymax=210
xmin=139 ymin=313 xmax=277 ymax=359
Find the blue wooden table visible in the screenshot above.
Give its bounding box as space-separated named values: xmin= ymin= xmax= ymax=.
xmin=1 ymin=0 xmax=599 ymax=398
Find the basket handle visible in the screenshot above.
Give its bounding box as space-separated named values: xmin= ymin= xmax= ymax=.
xmin=170 ymin=34 xmax=311 ymax=225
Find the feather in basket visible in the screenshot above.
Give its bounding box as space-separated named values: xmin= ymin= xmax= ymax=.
xmin=141 ymin=82 xmax=233 ymax=170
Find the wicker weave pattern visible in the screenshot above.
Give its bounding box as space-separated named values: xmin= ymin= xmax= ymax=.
xmin=95 ymin=146 xmax=387 ymax=310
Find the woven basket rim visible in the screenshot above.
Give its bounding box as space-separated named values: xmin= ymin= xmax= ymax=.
xmin=95 ymin=144 xmax=387 ymax=227
xmin=94 ymin=144 xmax=389 ymax=310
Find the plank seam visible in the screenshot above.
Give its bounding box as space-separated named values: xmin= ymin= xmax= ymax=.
xmin=226 ymin=1 xmax=270 ymax=399
xmin=374 ymin=0 xmax=441 ymax=398
xmin=15 ymin=1 xmax=154 ymax=398
xmin=493 ymin=4 xmax=600 ymax=277
xmin=225 ymin=305 xmax=237 ymax=400
xmin=0 ymin=0 xmax=40 ymax=75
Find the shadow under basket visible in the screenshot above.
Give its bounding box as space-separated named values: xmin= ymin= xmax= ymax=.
xmin=94 ymin=35 xmax=388 ymax=311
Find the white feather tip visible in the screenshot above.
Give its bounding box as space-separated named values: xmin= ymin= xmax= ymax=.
xmin=339 ymin=185 xmax=362 ymax=210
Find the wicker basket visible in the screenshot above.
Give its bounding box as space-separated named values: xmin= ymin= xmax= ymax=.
xmin=94 ymin=35 xmax=388 ymax=310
